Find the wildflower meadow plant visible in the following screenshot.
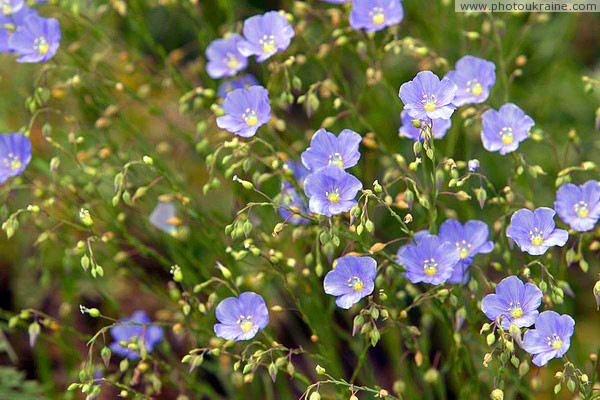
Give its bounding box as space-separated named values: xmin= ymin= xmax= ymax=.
xmin=0 ymin=1 xmax=598 ymax=399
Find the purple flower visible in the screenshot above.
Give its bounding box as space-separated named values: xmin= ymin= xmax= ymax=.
xmin=397 ymin=234 xmax=460 ymax=285
xmin=438 ymin=219 xmax=494 ymax=284
xmin=481 ymin=276 xmax=542 ymax=329
xmin=109 ymin=311 xmax=164 ymax=360
xmin=304 ymin=165 xmax=362 ymax=217
xmin=398 ymin=110 xmax=452 ymax=141
xmin=481 ymin=103 xmax=534 ymax=155
xmin=214 ymin=292 xmax=269 ymax=341
xmin=323 ymin=256 xmax=377 ymax=309
xmin=506 ymin=207 xmax=569 ymax=255
xmin=0 ymin=6 xmax=37 ymax=53
xmin=523 ymin=311 xmax=575 ymax=366
xmin=445 ymin=56 xmax=496 ymax=107
xmin=205 ymin=34 xmax=248 ymax=79
xmin=0 ymin=132 xmax=31 ymax=185
xmin=301 ymin=128 xmax=361 ymax=172
xmin=237 ymin=11 xmax=294 ymax=63
xmin=399 ymin=71 xmax=457 ymax=121
xmin=468 ymin=159 xmax=480 ymax=173
xmin=217 ymin=74 xmax=259 ymax=99
xmin=279 ymin=186 xmax=309 ymax=225
xmin=285 ymin=160 xmax=310 ymax=185
xmin=349 ymin=0 xmax=404 ymax=33
xmin=9 ymin=14 xmax=60 ymax=63
xmin=149 ymin=201 xmax=177 ymax=235
xmin=216 ymin=86 xmax=271 ymax=137
xmin=0 ymin=0 xmax=24 ymax=15
xmin=554 ymin=181 xmax=600 ymax=232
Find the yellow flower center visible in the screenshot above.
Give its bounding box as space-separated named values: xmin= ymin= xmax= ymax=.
xmin=259 ymin=35 xmax=276 ymax=54
xmin=510 ymin=307 xmax=523 ymax=318
xmin=225 ymin=54 xmax=239 ymax=70
xmin=372 ymin=13 xmax=385 ymax=25
xmin=551 ymin=338 xmax=562 ymax=350
xmin=530 ymin=234 xmax=543 ymax=246
xmin=350 ymin=277 xmax=364 ymax=292
xmin=9 ymin=158 xmax=21 ymax=171
xmin=239 ymin=318 xmax=254 ymax=333
xmin=574 ymin=202 xmax=589 ymax=218
xmin=327 ymin=190 xmax=341 ymax=203
xmin=243 ymin=108 xmax=258 ymax=126
xmin=456 ymin=240 xmax=471 ymax=259
xmin=424 ymin=101 xmax=436 ymax=112
xmin=423 ymin=259 xmax=438 ymax=276
xmin=471 ymin=83 xmax=483 ymax=96
xmin=500 ymin=127 xmax=514 ymax=145
xmin=35 ymin=37 xmax=49 ymax=55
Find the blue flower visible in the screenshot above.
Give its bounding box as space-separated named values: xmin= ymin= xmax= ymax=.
xmin=554 ymin=180 xmax=600 ymax=232
xmin=468 ymin=159 xmax=480 ymax=173
xmin=149 ymin=201 xmax=177 ymax=235
xmin=523 ymin=311 xmax=574 ymax=366
xmin=481 ymin=276 xmax=542 ymax=329
xmin=323 ymin=256 xmax=377 ymax=309
xmin=216 ymin=86 xmax=271 ymax=137
xmin=0 ymin=132 xmax=31 ymax=185
xmin=217 ymin=74 xmax=259 ymax=99
xmin=109 ymin=311 xmax=164 ymax=360
xmin=279 ymin=185 xmax=309 ymax=225
xmin=237 ymin=11 xmax=294 ymax=63
xmin=0 ymin=0 xmax=24 ymax=16
xmin=9 ymin=13 xmax=60 ymax=63
xmin=398 ymin=110 xmax=452 ymax=141
xmin=506 ymin=207 xmax=569 ymax=255
xmin=397 ymin=234 xmax=460 ymax=285
xmin=205 ymin=34 xmax=248 ymax=79
xmin=301 ymin=128 xmax=362 ymax=172
xmin=350 ymin=0 xmax=404 ymax=33
xmin=279 ymin=161 xmax=311 ymax=225
xmin=481 ymin=103 xmax=534 ymax=155
xmin=438 ymin=219 xmax=494 ymax=284
xmin=399 ymin=71 xmax=457 ymax=121
xmin=214 ymin=292 xmax=269 ymax=341
xmin=304 ymin=165 xmax=362 ymax=217
xmin=445 ymin=55 xmax=496 ymax=107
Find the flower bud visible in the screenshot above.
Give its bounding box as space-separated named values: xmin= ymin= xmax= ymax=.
xmin=490 ymin=388 xmax=504 ymax=400
xmin=79 ymin=208 xmax=94 ymax=227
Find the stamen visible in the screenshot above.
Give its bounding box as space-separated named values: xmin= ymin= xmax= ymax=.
xmin=370 ymin=7 xmax=385 ymax=25
xmin=423 ymin=258 xmax=438 ymax=276
xmin=328 ymin=153 xmax=344 ymax=169
xmin=259 ymin=35 xmax=276 ymax=54
xmin=327 ymin=189 xmax=341 ymax=203
xmin=243 ymin=108 xmax=258 ymax=126
xmin=529 ymin=227 xmax=544 ymax=246
xmin=574 ymin=201 xmax=589 ymax=218
xmin=348 ymin=276 xmax=364 ymax=291
xmin=238 ymin=316 xmax=254 ymax=333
